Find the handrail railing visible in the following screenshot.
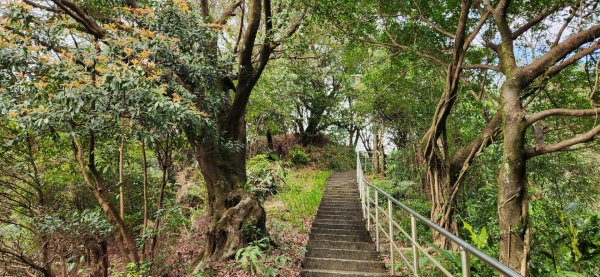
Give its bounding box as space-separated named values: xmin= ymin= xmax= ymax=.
xmin=356 ymin=151 xmax=522 ymax=277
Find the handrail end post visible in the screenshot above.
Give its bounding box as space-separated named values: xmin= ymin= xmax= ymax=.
xmin=461 ymin=246 xmax=471 ymax=277
xmin=411 ymin=214 xmax=418 ymax=277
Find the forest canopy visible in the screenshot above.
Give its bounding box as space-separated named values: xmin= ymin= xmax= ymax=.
xmin=0 ymin=0 xmax=599 ymax=276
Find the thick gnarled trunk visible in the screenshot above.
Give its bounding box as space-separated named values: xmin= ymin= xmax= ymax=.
xmin=188 ymin=128 xmax=267 ymax=261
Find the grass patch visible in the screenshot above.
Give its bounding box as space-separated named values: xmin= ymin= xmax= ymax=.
xmin=267 ymin=168 xmax=330 ymax=232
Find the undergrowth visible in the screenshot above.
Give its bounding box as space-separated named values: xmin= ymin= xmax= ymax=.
xmin=269 ymin=169 xmax=330 ymax=231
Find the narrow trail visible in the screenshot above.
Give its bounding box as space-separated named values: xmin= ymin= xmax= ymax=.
xmin=301 ymin=171 xmax=388 ymax=276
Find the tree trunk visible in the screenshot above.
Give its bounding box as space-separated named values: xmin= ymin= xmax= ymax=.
xmin=141 ymin=139 xmax=149 ymax=257
xmin=184 ymin=103 xmax=267 ymax=261
xmin=266 ymin=129 xmax=274 ymax=150
xmin=377 ymin=128 xmax=385 ymax=176
xmin=119 ymin=138 xmax=125 ymax=219
xmin=188 ymin=135 xmax=267 ymax=260
xmin=498 ymin=81 xmax=530 ymax=276
xmin=72 ymin=136 xmax=140 ymax=264
xmin=150 ymin=137 xmax=172 ymax=259
xmin=426 ymin=155 xmax=459 ymax=249
xmin=301 ymin=119 xmax=320 ymax=146
xmin=90 ymin=240 xmax=109 ymax=277
xmin=420 ymin=0 xmax=472 ymax=250
xmin=372 ymin=127 xmax=379 ymax=174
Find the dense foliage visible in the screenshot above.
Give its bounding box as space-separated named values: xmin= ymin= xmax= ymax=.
xmin=0 ymin=0 xmax=599 ymax=276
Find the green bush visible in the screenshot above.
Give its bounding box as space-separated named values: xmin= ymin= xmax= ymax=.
xmin=287 ymin=147 xmax=309 ymax=166
xmin=311 ymin=144 xmax=355 ymax=171
xmin=246 ymin=154 xmax=287 ymax=200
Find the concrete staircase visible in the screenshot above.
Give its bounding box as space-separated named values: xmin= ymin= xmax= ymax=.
xmin=301 ymin=171 xmax=388 ymax=277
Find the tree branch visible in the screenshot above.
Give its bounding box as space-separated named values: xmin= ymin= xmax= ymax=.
xmin=526 ymin=107 xmax=600 ymax=126
xmin=463 ymin=10 xmax=491 ymax=52
xmin=415 ymin=15 xmax=455 ymax=39
xmin=215 ymin=1 xmax=243 ymax=25
xmin=511 ymin=6 xmax=560 ymax=39
xmin=273 ymin=11 xmax=305 ymax=46
xmin=461 ymin=63 xmax=501 ymax=71
xmin=200 ymin=0 xmax=211 ymax=20
xmin=551 ymin=6 xmax=575 ymax=47
xmin=543 ymin=41 xmax=600 ymax=79
xmin=51 ymin=0 xmax=106 ymax=39
xmin=518 ymin=24 xmax=600 ymax=86
xmin=526 ymin=124 xmax=600 ymax=158
xmin=224 ymin=0 xmax=264 ymax=136
xmin=237 ymin=0 xmax=262 ymax=80
xmin=22 ymin=0 xmax=62 ymax=13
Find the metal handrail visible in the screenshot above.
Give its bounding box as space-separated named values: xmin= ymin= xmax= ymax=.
xmin=356 ymin=151 xmax=522 ymax=277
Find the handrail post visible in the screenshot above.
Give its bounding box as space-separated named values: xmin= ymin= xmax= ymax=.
xmin=366 ymin=186 xmax=370 ymax=230
xmin=356 ymin=152 xmax=359 ymax=187
xmin=375 ymin=191 xmax=379 ymax=252
xmin=361 ymin=178 xmax=366 ymax=219
xmin=461 ymin=246 xmax=471 ymax=277
xmin=388 ymin=199 xmax=395 ymax=275
xmin=411 ymin=215 xmax=419 ymax=277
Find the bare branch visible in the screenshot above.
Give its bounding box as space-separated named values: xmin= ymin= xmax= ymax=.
xmin=215 ymin=1 xmax=243 ymax=25
xmin=415 ymin=15 xmax=455 ymax=39
xmin=526 ymin=107 xmax=600 ymax=125
xmin=463 ymin=10 xmax=491 ymax=52
xmin=551 ymin=7 xmax=576 ymax=47
xmin=511 ymin=6 xmax=560 ymax=40
xmin=526 ymin=124 xmax=600 ymax=158
xmin=22 ymin=0 xmax=61 ymax=13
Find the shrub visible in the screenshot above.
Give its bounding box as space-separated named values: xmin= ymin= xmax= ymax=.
xmin=246 ymin=154 xmax=287 ymax=200
xmin=311 ymin=144 xmax=355 ymax=171
xmin=287 ymin=147 xmax=309 ymax=166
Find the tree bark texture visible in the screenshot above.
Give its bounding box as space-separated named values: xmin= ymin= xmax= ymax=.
xmin=187 ymin=129 xmax=266 ymax=260
xmin=498 ymin=80 xmax=530 ymax=276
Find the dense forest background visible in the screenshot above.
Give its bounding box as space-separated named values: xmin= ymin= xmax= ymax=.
xmin=0 ymin=0 xmax=599 ymax=276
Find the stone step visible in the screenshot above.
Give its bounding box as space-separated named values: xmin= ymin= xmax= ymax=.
xmin=307 ymin=240 xmax=375 ymax=251
xmin=302 ymin=257 xmax=386 ymax=273
xmin=315 ymin=215 xmax=363 ymax=221
xmin=319 ymin=201 xmax=361 ymax=206
xmin=319 ymin=203 xmax=360 ymax=207
xmin=318 ymin=208 xmax=363 ymax=215
xmin=317 ymin=209 xmax=363 ymax=215
xmin=300 ymin=269 xmax=389 ymax=277
xmin=315 ymin=215 xmax=364 ymax=222
xmin=310 ymin=233 xmax=372 ymax=243
xmin=322 ymin=195 xmax=360 ymax=198
xmin=302 ymin=171 xmax=388 ymax=276
xmin=306 ymin=247 xmax=379 ymax=260
xmin=313 ymin=218 xmax=364 ymax=225
xmin=312 ymin=222 xmax=365 ymax=230
xmin=311 ymin=227 xmax=369 ymax=236
xmin=322 ymin=196 xmax=360 ymax=200
xmin=317 ymin=208 xmax=363 ymax=214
